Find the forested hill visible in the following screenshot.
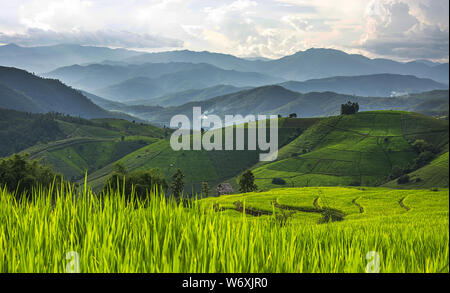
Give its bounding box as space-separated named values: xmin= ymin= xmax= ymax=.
xmin=0 ymin=66 xmax=128 ymax=119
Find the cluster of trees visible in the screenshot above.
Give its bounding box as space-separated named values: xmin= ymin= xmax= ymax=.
xmin=0 ymin=109 xmax=65 ymax=156
xmin=0 ymin=153 xmax=63 ymax=198
xmin=390 ymin=139 xmax=439 ymax=184
xmin=103 ymin=164 xmax=189 ymax=201
xmin=103 ymin=163 xmax=168 ymax=201
xmin=341 ymin=101 xmax=359 ymax=115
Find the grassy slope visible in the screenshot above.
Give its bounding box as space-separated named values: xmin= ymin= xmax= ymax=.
xmin=22 ymin=118 xmax=166 ymax=181
xmin=383 ymin=151 xmax=449 ymax=189
xmin=249 ymin=111 xmax=449 ymax=190
xmin=87 ymin=118 xmax=320 ymax=191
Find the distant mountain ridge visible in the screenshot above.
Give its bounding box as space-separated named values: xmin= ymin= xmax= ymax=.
xmin=280 ymin=74 xmax=448 ymax=97
xmin=5 ymin=43 xmax=446 ymax=85
xmin=0 ymin=43 xmax=141 ymax=73
xmin=44 ymin=62 xmax=228 ymax=91
xmin=125 ymin=86 xmax=449 ymax=124
xmin=123 ymin=48 xmax=449 ymax=84
xmin=93 ymin=63 xmax=284 ymax=102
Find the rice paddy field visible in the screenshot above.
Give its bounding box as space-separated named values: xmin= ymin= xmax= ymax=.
xmin=0 ymin=184 xmax=448 ymax=273
xmin=251 ymin=111 xmax=449 ymax=190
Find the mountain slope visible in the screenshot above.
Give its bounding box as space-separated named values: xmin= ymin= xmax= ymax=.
xmin=128 ymin=85 xmax=249 ymax=107
xmin=124 ymin=49 xmax=258 ymax=72
xmin=0 ymin=43 xmax=141 ymax=73
xmin=280 ymin=74 xmax=448 ymax=97
xmin=44 ymin=62 xmax=230 ymax=91
xmin=383 ymin=151 xmax=449 ymax=189
xmin=124 ymin=48 xmax=449 ymax=84
xmin=0 ymin=66 xmax=133 ymax=119
xmin=95 ymin=64 xmax=283 ymax=102
xmin=0 ymin=84 xmax=44 ymax=112
xmin=132 ymin=86 xmax=449 ymax=124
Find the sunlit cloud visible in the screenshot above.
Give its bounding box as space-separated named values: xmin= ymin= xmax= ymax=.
xmin=0 ymin=0 xmax=447 ymax=61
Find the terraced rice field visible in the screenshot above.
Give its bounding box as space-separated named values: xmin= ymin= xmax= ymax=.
xmin=252 ymin=111 xmax=448 ymax=190
xmin=201 ymin=187 xmax=449 ymax=224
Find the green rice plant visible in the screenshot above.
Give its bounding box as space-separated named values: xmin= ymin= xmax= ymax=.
xmin=0 ymin=183 xmax=448 ymax=273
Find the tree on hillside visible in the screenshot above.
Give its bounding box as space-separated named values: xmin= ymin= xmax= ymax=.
xmin=239 ymin=170 xmax=258 ymax=193
xmin=103 ymin=165 xmax=168 ymax=201
xmin=170 ymin=168 xmax=184 ymax=199
xmin=0 ymin=153 xmax=63 ymax=199
xmin=114 ymin=162 xmax=128 ymax=175
xmin=412 ymin=139 xmax=435 ymax=153
xmin=201 ymin=182 xmax=210 ymax=197
xmin=341 ymin=101 xmax=359 ymax=115
xmin=289 ymin=113 xmax=297 ymax=118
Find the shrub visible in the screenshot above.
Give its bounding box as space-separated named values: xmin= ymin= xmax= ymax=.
xmin=397 ymin=174 xmax=410 ymax=184
xmin=272 ymin=178 xmax=286 ymax=185
xmin=201 ymin=182 xmax=210 ymax=197
xmin=390 ymin=165 xmax=404 ymax=179
xmin=412 ymin=139 xmax=434 ymax=153
xmin=170 ymin=169 xmax=184 ymax=199
xmin=103 ymin=165 xmax=168 ymax=201
xmin=0 ymin=153 xmax=62 ymax=199
xmin=348 ymin=180 xmax=361 ymax=186
xmin=414 ymin=151 xmax=434 ymax=168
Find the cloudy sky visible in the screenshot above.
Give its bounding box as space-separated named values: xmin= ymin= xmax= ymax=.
xmin=0 ymin=0 xmax=448 ymax=62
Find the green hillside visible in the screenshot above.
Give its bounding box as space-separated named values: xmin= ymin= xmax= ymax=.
xmin=15 ymin=114 xmax=167 ymax=181
xmin=383 ymin=151 xmax=449 ymax=189
xmin=249 ymin=111 xmax=448 ymax=190
xmin=86 ymin=118 xmax=320 ymax=191
xmin=0 ymin=109 xmax=66 ymax=156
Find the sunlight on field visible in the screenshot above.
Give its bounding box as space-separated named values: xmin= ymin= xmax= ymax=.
xmin=1 ymin=185 xmax=448 ymax=273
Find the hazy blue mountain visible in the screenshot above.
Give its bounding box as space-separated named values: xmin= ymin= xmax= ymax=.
xmin=44 ymin=62 xmax=225 ymax=91
xmin=0 ymin=43 xmax=141 ymax=73
xmin=132 ymin=86 xmax=449 ymax=124
xmin=124 ymin=49 xmax=259 ymax=72
xmin=125 ymin=48 xmax=449 ymax=84
xmin=95 ymin=63 xmax=283 ymax=102
xmin=0 ymin=66 xmax=137 ymax=119
xmin=243 ymin=57 xmax=273 ymax=61
xmin=409 ymin=60 xmax=444 ymax=67
xmin=127 ymin=85 xmax=249 ymax=107
xmin=262 ymin=48 xmax=449 ymax=84
xmin=280 ymin=74 xmax=448 ymax=97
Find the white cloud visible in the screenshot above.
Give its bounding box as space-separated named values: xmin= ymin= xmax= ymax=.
xmin=359 ymin=0 xmax=449 ymax=61
xmin=0 ymin=28 xmax=183 ymax=48
xmin=0 ymin=0 xmax=447 ymax=61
